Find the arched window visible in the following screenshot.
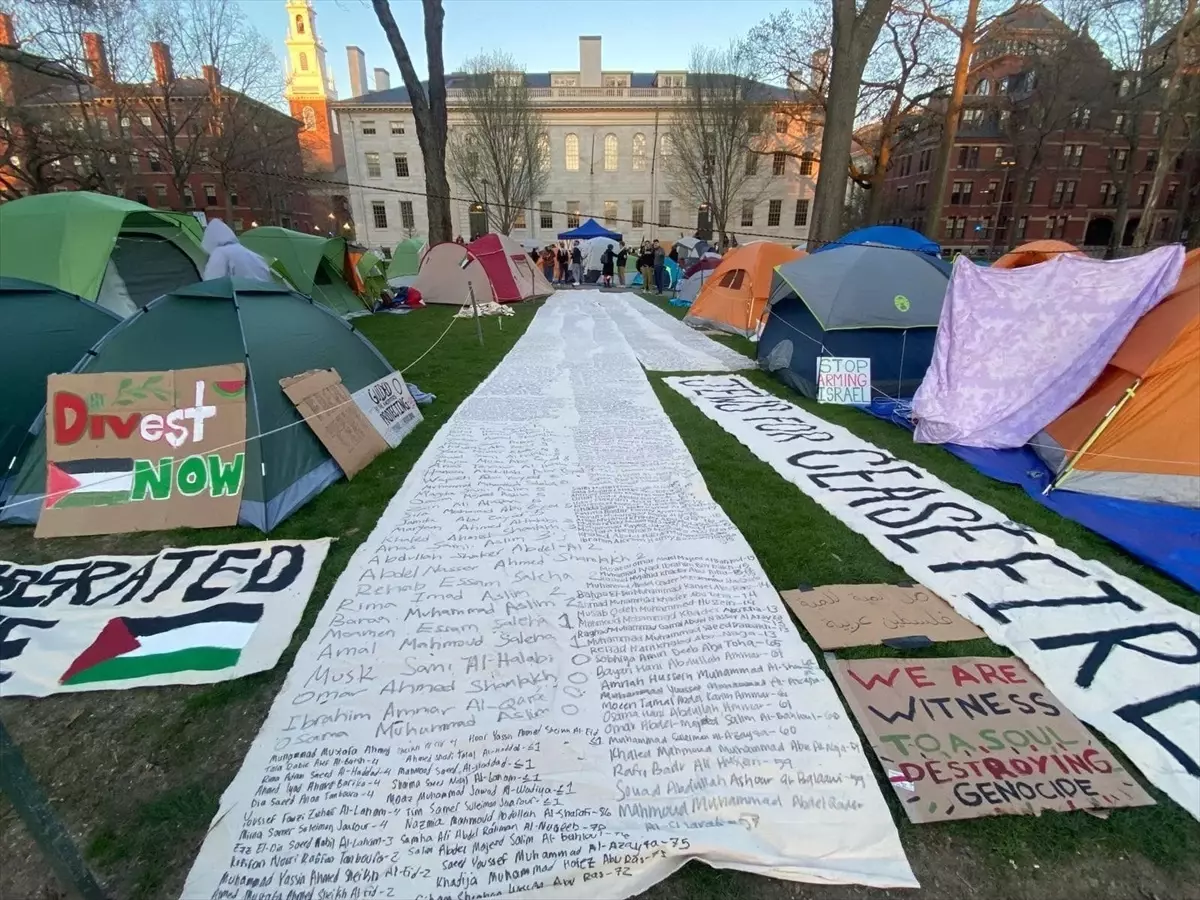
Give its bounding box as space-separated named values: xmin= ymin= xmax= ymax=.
xmin=565 ymin=133 xmax=579 ymax=171
xmin=299 ymin=52 xmax=309 ymax=72
xmin=295 ymin=14 xmax=305 ymax=35
xmin=632 ymin=132 xmax=646 ymax=171
xmin=660 ymin=133 xmax=672 ymax=157
xmin=302 ymin=106 xmax=317 ymax=131
xmin=975 ymin=78 xmax=990 ymax=95
xmin=603 ymin=133 xmax=618 ymax=171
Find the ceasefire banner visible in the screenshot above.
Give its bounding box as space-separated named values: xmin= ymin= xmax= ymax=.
xmin=36 ymin=364 xmax=248 ymax=539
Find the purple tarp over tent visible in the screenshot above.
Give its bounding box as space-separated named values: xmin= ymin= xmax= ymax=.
xmin=912 ymin=246 xmax=1185 ymax=448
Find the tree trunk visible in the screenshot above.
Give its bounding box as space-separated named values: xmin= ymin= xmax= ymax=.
xmin=373 ymin=0 xmax=452 ymax=244
xmin=923 ymin=0 xmax=980 ymax=242
xmin=866 ymin=139 xmax=893 ymax=223
xmin=808 ymin=0 xmax=893 ymax=247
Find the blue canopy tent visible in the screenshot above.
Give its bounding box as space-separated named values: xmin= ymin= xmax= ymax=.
xmin=814 ymin=224 xmax=940 ymax=257
xmin=558 ymin=218 xmax=623 ymax=241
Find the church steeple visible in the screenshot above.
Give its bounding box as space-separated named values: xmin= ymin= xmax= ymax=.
xmin=284 ymin=0 xmax=343 ymax=172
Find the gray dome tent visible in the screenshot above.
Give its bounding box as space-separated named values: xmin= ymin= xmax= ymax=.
xmin=1 ymin=278 xmax=394 ymax=532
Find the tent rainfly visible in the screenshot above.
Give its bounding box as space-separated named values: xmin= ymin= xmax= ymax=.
xmin=239 ymin=227 xmax=369 ymax=316
xmin=558 ymin=218 xmax=622 ymax=241
xmin=410 ymin=242 xmax=496 ymax=306
xmin=814 ymin=224 xmax=941 ymax=257
xmin=467 ymin=234 xmax=552 ymax=302
xmin=388 ymin=237 xmax=425 ymax=280
xmin=685 ymin=241 xmax=803 ymax=337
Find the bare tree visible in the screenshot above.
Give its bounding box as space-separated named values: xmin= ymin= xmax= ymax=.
xmin=664 ymin=42 xmax=772 ymax=247
xmin=808 ymin=0 xmax=893 ymax=245
xmin=445 ymin=51 xmax=548 ymax=234
xmin=372 ymin=0 xmax=451 ymax=243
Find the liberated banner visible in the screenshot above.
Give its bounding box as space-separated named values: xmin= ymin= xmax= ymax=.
xmin=600 ymin=293 xmax=755 ymax=372
xmin=37 ymin=365 xmax=248 ymax=538
xmin=779 ymin=583 xmax=985 ymax=650
xmin=833 ymin=656 xmax=1154 ymax=822
xmin=182 ymin=293 xmax=914 ymax=899
xmin=666 ymin=375 xmax=1200 ymax=821
xmin=0 ymin=539 xmax=330 ymax=696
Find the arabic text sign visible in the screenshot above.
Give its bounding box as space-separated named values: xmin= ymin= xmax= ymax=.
xmin=36 ymin=365 xmax=247 ymax=538
xmin=352 ymin=372 xmax=423 ymax=447
xmin=665 ymin=374 xmax=1200 ymax=821
xmin=817 ymin=357 xmax=871 ymax=404
xmin=0 ymin=540 xmax=330 ymax=696
xmin=833 ymin=656 xmax=1155 ymax=822
xmin=780 ymin=583 xmax=986 ymax=650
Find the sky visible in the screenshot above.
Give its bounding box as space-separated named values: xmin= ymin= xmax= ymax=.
xmin=242 ymin=0 xmax=801 ymax=96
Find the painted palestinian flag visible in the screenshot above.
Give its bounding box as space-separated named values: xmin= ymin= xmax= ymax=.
xmin=44 ymin=458 xmax=134 ymax=509
xmin=60 ymin=602 xmax=264 ymax=686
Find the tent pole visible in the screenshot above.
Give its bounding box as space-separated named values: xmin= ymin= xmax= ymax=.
xmin=469 ymin=283 xmax=484 ymax=346
xmin=1045 ymin=379 xmax=1141 ymax=495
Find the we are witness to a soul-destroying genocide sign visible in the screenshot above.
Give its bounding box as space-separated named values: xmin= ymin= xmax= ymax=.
xmin=0 ymin=540 xmax=329 ymax=696
xmin=666 ymin=375 xmax=1200 ymax=821
xmin=833 ymin=656 xmax=1154 ymax=822
xmin=36 ymin=364 xmax=248 ymax=539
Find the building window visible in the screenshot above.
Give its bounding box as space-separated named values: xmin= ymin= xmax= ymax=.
xmin=182 ymin=186 xmax=194 ymax=208
xmin=919 ymin=148 xmax=932 ymax=172
xmin=391 ymin=121 xmax=404 ymax=135
xmin=1144 ymin=151 xmax=1157 ymax=172
xmin=154 ymin=184 xmax=167 ymax=205
xmin=1112 ymin=148 xmax=1129 ymax=171
xmin=1052 ymin=180 xmax=1065 ymax=205
xmin=233 ymin=218 xmax=244 ymax=233
xmin=632 ymin=200 xmax=644 ymax=229
xmin=140 ymin=115 xmax=152 ymax=129
xmin=565 ymin=133 xmax=579 ymax=171
xmin=302 ymin=106 xmax=317 ymax=131
xmin=800 ymin=152 xmax=814 ymax=176
xmin=794 ymin=198 xmax=809 ymax=227
xmin=741 ymin=200 xmax=754 ymax=227
xmin=950 ymin=181 xmax=973 ymax=205
xmin=365 ymin=152 xmax=381 ymax=177
xmin=400 ymin=200 xmax=415 ymax=230
xmin=987 ymin=180 xmax=999 ymax=202
xmin=956 ymin=145 xmax=980 ymax=168
xmin=1165 ymin=182 xmax=1178 ymax=207
xmin=540 ymin=201 xmax=553 ymax=229
xmin=148 ymin=150 xmax=161 ymax=172
xmin=295 ymin=14 xmax=305 ymax=34
xmin=119 ymin=116 xmax=131 ymax=135
xmin=604 ymin=200 xmax=617 ymax=226
xmin=1099 ymin=182 xmax=1114 ymax=206
xmin=603 ymin=133 xmax=618 ymax=171
xmin=767 ymin=199 xmax=782 ymax=227
xmin=204 ymin=184 xmax=217 ymax=206
xmin=1113 ymin=113 xmax=1127 ymax=133
xmin=299 ymin=52 xmax=309 ymax=72
xmin=1157 ymin=217 xmax=1171 ymax=239
xmin=945 ymin=216 xmax=966 ymax=239
xmin=1062 ymin=144 xmax=1084 ymax=167
xmin=916 ymin=182 xmax=927 ymax=205
xmin=362 ymin=121 xmax=376 ymax=135
xmin=980 ymin=216 xmax=993 ymax=238
xmin=659 ymin=199 xmax=671 ymax=226
xmin=745 ymin=152 xmax=758 ymax=176
xmin=394 ymin=153 xmax=409 ymax=177
xmin=566 ymin=201 xmax=580 ymax=228
xmin=129 ymin=152 xmax=140 ymax=172
xmin=1026 ymin=179 xmax=1037 ymax=203
xmin=135 ymin=187 xmax=148 ymax=205
xmin=775 ymin=115 xmax=788 ymax=134
xmin=772 ymin=152 xmax=786 ymax=176
xmin=1017 ymin=216 xmax=1028 ymax=239
xmin=1136 ymin=183 xmax=1148 ymax=205
xmin=514 ymin=207 xmax=526 ymax=228
xmin=1064 ymin=180 xmax=1076 ymax=204
xmin=1071 ymin=107 xmax=1091 ymax=128
xmin=975 ymin=78 xmax=990 ymax=95
xmin=372 ymin=201 xmax=387 ymax=228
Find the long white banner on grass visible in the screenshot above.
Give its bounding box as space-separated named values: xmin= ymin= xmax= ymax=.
xmin=598 ymin=293 xmax=755 ymax=372
xmin=666 ymin=374 xmax=1200 ymax=821
xmin=181 ymin=293 xmax=915 ymax=899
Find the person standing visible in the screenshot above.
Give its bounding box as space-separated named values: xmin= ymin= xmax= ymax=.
xmin=570 ymin=241 xmax=584 ymax=286
xmin=637 ymin=242 xmax=654 ymax=292
xmin=601 ymin=244 xmax=614 ymax=287
xmin=652 ymin=239 xmax=666 ymax=295
xmin=541 ymin=246 xmax=555 ymax=283
xmin=556 ymin=244 xmax=569 ymax=284
xmin=615 ymin=241 xmax=628 ymax=287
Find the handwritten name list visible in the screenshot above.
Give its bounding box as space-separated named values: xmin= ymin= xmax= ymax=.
xmin=182 ymin=294 xmax=915 ymax=900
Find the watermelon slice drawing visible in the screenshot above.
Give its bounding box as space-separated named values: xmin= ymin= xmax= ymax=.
xmin=211 ymin=380 xmax=245 ymax=399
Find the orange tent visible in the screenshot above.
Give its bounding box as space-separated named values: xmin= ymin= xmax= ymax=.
xmin=1036 ymin=248 xmax=1200 ymax=506
xmin=684 ymin=241 xmax=803 ymax=337
xmin=993 ymin=240 xmax=1082 ymax=269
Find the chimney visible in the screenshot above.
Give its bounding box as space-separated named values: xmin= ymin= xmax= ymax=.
xmin=347 ymin=45 xmax=368 ymax=97
xmin=0 ymin=13 xmax=16 ymax=48
xmin=150 ymin=41 xmax=174 ymax=84
xmin=579 ymin=35 xmax=601 ymax=87
xmin=202 ymin=64 xmax=221 ymax=102
xmin=373 ymin=67 xmax=390 ymax=92
xmin=82 ymin=32 xmax=111 ymax=84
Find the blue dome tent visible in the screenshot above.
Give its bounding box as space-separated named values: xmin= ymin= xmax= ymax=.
xmin=558 ymin=218 xmax=623 ymax=241
xmin=814 ymin=224 xmax=940 ymax=257
xmin=758 ymin=246 xmax=950 ymax=400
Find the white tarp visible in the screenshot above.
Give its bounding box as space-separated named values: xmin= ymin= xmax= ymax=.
xmin=666 ymin=374 xmax=1200 ymax=821
xmin=0 ymin=540 xmax=330 ymax=696
xmin=598 ymin=293 xmax=755 ymax=372
xmin=181 ymin=293 xmax=915 ymax=898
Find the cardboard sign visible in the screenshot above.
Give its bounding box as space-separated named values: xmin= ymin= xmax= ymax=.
xmin=817 ymin=357 xmax=871 ymax=404
xmin=832 ymin=656 xmax=1155 ymax=823
xmin=0 ymin=540 xmax=330 ymax=696
xmin=36 ymin=365 xmax=247 ymax=538
xmin=352 ymin=373 xmax=423 ymax=448
xmin=280 ymin=369 xmax=387 ymax=479
xmin=780 ymin=583 xmax=986 ymax=650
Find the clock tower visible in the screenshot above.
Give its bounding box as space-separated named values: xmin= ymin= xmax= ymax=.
xmin=284 ymin=0 xmax=343 ymax=171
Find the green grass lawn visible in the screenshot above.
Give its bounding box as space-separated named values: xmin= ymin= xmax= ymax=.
xmin=1 ymin=293 xmax=1196 ymax=900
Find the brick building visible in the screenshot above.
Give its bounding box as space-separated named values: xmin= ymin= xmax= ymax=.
xmin=0 ymin=11 xmax=312 ymax=233
xmin=881 ymin=3 xmax=1199 ymax=257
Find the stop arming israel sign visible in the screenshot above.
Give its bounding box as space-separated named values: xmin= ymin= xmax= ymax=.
xmin=818 ymin=357 xmax=871 ymax=405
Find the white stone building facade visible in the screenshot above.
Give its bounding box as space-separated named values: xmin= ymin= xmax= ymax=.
xmin=330 ymin=36 xmax=820 ymax=252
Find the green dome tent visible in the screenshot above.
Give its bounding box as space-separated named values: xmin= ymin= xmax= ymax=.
xmin=0 ymin=278 xmax=394 ymax=532
xmin=0 ymin=277 xmax=121 ymax=501
xmin=356 ymin=250 xmax=388 ymax=301
xmin=388 ymin=237 xmax=424 ymax=280
xmin=0 ymin=192 xmax=207 ymax=317
xmin=240 ymin=227 xmax=368 ymax=316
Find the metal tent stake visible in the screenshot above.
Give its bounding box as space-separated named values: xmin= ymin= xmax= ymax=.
xmin=468 ymin=283 xmax=484 ymax=346
xmin=0 ymin=718 xmax=110 ymax=900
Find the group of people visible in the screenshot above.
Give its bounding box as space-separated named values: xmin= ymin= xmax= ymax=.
xmin=531 ymin=238 xmax=680 ymax=293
